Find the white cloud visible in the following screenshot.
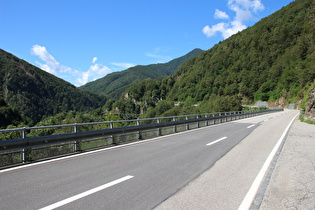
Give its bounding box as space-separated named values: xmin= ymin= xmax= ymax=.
xmin=230 ymin=4 xmax=253 ymax=22
xmin=202 ymin=23 xmax=228 ymax=38
xmin=92 ymin=57 xmax=98 ymax=63
xmin=223 ymin=20 xmax=247 ymax=38
xmin=229 ymin=0 xmax=264 ymax=13
xmin=111 ymin=63 xmax=136 ymax=69
xmin=31 ymin=45 xmax=112 ymax=86
xmin=31 ymin=45 xmax=77 ymax=75
xmin=76 ymin=63 xmax=112 ymax=86
xmin=146 ymin=47 xmax=172 ymax=63
xmin=214 ymin=9 xmax=229 ymax=19
xmin=146 ymin=53 xmax=172 ymax=62
xmin=203 ymin=0 xmax=264 ymax=39
xmin=251 ymin=0 xmax=265 ymax=12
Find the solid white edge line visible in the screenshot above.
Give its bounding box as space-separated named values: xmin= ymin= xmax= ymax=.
xmin=238 ymin=112 xmax=299 ymax=210
xmin=247 ymin=124 xmax=255 ymax=129
xmin=39 ymin=175 xmax=134 ymax=210
xmin=206 ymin=137 xmax=227 ymax=146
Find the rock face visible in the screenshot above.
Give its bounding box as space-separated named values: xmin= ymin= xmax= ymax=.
xmin=304 ymin=88 xmax=315 ymax=121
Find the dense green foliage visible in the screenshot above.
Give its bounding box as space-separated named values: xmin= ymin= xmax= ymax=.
xmin=1 ymin=0 xmax=315 ymax=132
xmin=0 ymin=49 xmax=107 ymax=128
xmin=116 ymin=0 xmax=315 ymax=117
xmin=79 ymin=49 xmax=203 ymax=99
xmin=0 ymin=108 xmax=125 ymax=140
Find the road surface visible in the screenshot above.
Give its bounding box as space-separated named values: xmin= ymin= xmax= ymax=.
xmin=0 ymin=110 xmax=298 ymax=209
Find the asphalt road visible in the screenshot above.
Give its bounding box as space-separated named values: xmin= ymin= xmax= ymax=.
xmin=0 ymin=110 xmax=298 ymax=210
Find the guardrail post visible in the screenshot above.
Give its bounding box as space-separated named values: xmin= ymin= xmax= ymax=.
xmin=173 ymin=117 xmax=176 ymax=133
xmin=73 ymin=123 xmax=79 ymax=152
xmin=205 ymin=115 xmax=209 ymax=126
xmin=73 ymin=123 xmax=77 ymax=133
xmin=157 ymin=119 xmax=161 ymax=136
xmin=21 ymin=127 xmax=26 ymax=139
xmin=21 ymin=127 xmax=27 ymax=163
xmin=109 ymin=122 xmax=114 ymax=144
xmin=136 ymin=120 xmax=141 ymax=140
xmin=22 ymin=149 xmax=25 ymax=163
xmin=23 ymin=148 xmax=32 ymax=163
xmin=186 ymin=116 xmax=189 ymax=130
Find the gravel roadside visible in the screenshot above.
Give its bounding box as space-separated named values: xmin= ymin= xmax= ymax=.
xmin=259 ymin=118 xmax=315 ymax=209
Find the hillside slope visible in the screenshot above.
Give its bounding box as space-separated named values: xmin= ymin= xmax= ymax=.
xmin=80 ymin=48 xmax=203 ymax=99
xmin=117 ymin=0 xmax=315 ymax=116
xmin=0 ymin=49 xmax=107 ymax=128
xmin=168 ymin=0 xmax=315 ymax=103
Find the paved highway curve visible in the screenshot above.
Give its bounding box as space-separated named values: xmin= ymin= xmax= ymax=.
xmin=0 ymin=110 xmax=298 ymax=209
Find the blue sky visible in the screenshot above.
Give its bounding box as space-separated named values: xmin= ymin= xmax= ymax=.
xmin=0 ymin=0 xmax=293 ymax=86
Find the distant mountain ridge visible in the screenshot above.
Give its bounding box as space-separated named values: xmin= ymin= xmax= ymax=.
xmin=79 ymin=48 xmax=204 ymax=99
xmin=0 ymin=49 xmax=107 ymax=128
xmin=2 ymin=0 xmax=314 ymax=128
xmin=115 ymin=0 xmax=315 ymax=117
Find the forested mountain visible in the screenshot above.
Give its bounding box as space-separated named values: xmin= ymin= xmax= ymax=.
xmin=116 ymin=0 xmax=315 ymax=117
xmin=80 ymin=48 xmax=203 ymax=99
xmin=0 ymin=49 xmax=107 ymax=128
xmin=1 ymin=0 xmax=315 ymax=130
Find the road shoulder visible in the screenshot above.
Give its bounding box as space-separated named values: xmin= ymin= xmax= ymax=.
xmin=259 ymin=119 xmax=315 ymax=209
xmin=155 ymin=110 xmax=299 ymax=210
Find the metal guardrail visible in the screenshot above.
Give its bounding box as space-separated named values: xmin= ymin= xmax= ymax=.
xmin=0 ymin=109 xmax=283 ymax=168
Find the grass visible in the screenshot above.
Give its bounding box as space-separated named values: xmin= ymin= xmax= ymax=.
xmin=299 ymin=116 xmax=315 ymax=125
